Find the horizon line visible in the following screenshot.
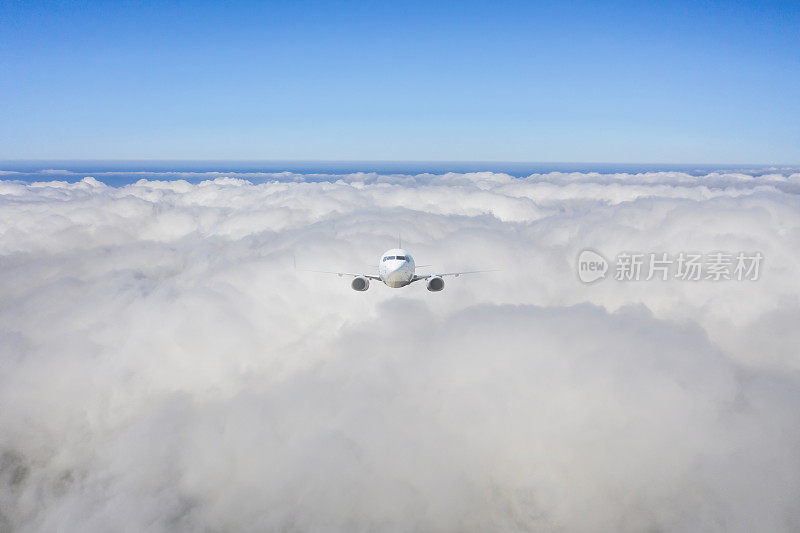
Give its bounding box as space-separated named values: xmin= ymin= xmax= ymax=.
xmin=1 ymin=158 xmax=796 ymax=168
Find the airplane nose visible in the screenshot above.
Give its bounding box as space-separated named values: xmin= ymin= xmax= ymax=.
xmin=386 ymin=265 xmax=408 ymax=287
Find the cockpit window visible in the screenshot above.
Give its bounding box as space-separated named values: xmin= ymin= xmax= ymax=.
xmin=396 ymin=256 xmax=406 ymax=261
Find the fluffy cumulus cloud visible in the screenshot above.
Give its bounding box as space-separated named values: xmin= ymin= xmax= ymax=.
xmin=1 ymin=169 xmax=800 ymax=531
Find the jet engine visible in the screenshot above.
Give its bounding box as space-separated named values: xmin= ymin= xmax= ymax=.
xmin=426 ymin=276 xmax=445 ymax=292
xmin=351 ymin=276 xmax=370 ymax=291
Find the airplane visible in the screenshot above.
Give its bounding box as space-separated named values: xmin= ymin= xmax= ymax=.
xmin=299 ymin=247 xmax=498 ymax=292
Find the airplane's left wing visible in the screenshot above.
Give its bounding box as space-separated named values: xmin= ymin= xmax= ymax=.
xmin=411 ymin=269 xmax=499 ymax=282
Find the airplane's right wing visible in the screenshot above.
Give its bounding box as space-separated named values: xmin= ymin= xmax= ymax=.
xmin=303 ymin=269 xmax=382 ymax=280
xmin=294 ymin=255 xmax=381 ymax=280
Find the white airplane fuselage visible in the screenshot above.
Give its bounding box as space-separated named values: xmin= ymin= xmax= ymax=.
xmin=378 ymin=248 xmax=416 ymax=288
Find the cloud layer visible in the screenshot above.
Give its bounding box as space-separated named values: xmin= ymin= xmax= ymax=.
xmin=1 ymin=170 xmax=800 ymax=531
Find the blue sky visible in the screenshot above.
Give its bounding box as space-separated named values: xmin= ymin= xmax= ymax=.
xmin=1 ymin=0 xmax=798 ymax=163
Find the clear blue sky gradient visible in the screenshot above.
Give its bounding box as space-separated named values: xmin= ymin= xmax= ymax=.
xmin=1 ymin=0 xmax=798 ymax=163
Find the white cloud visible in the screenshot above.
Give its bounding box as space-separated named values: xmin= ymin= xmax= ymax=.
xmin=1 ymin=170 xmax=800 ymax=531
